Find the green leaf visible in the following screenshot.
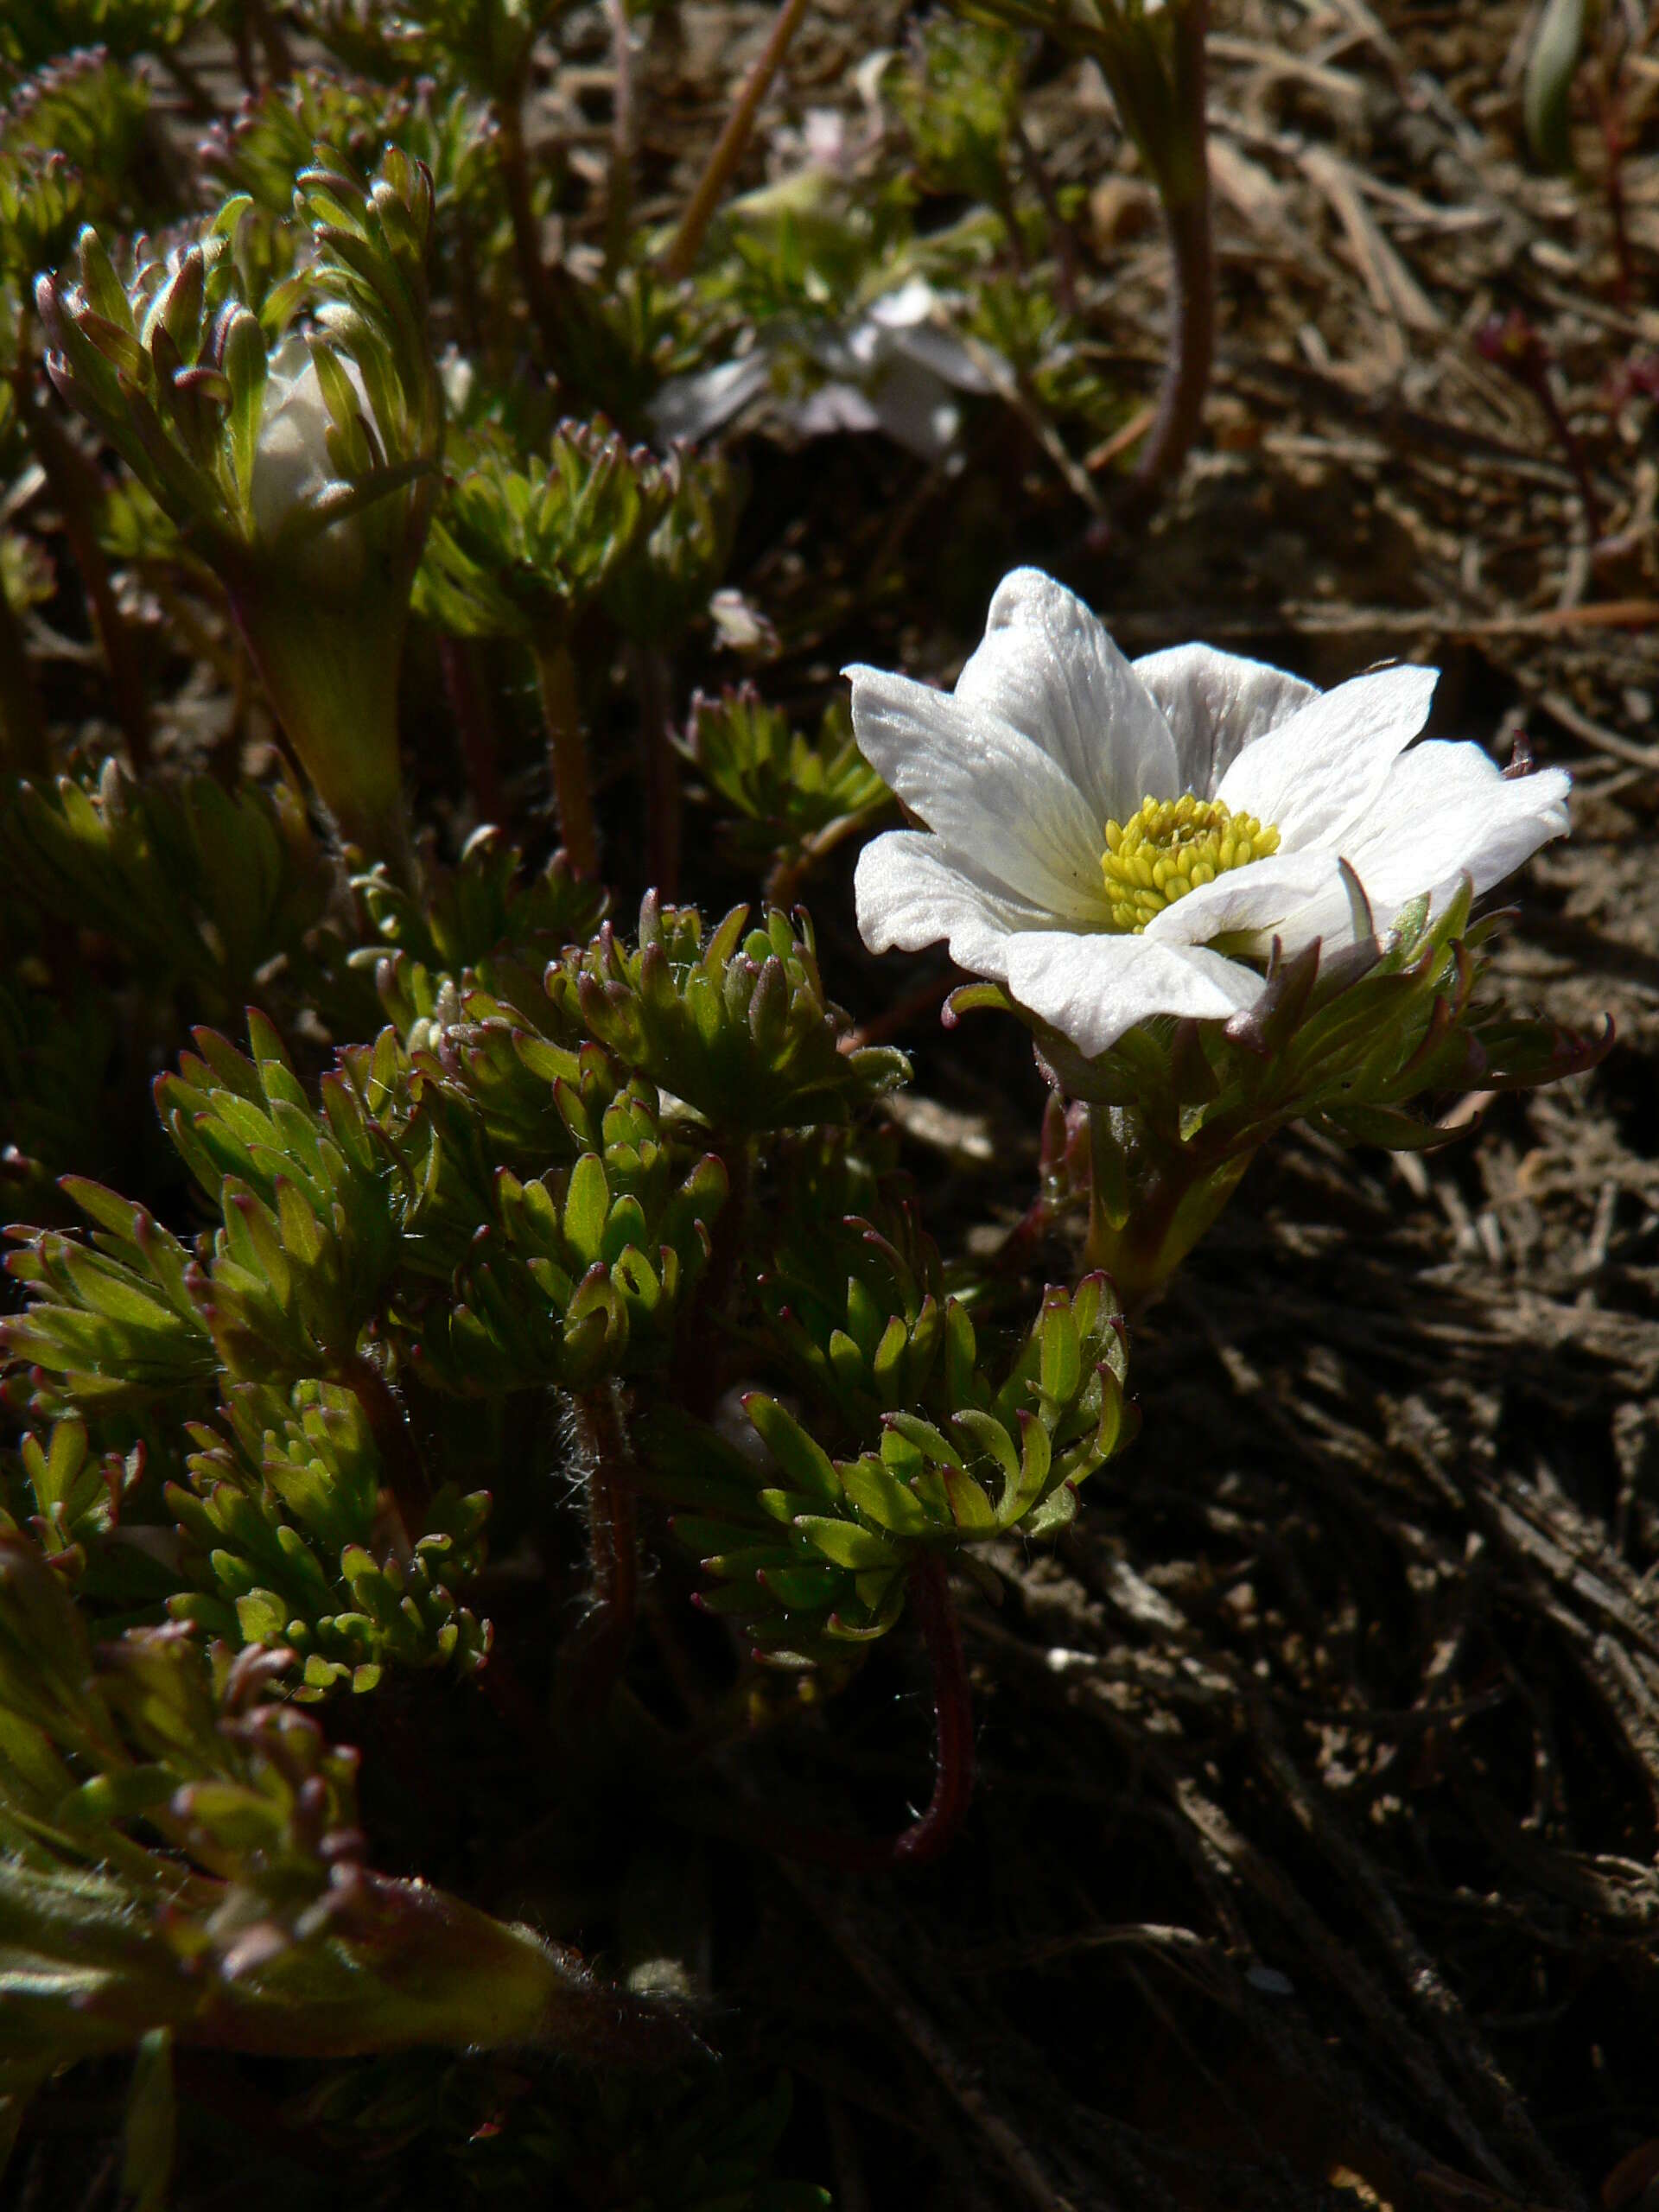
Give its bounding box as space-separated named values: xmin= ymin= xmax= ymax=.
xmin=791 ymin=1516 xmax=899 ymax=1572
xmin=745 ymin=1395 xmax=840 ymax=1503
xmin=121 ymin=2031 xmax=175 ymax=2212
xmin=1525 ymin=0 xmax=1586 ymax=171
xmin=562 ymin=1152 xmax=609 ymax=1266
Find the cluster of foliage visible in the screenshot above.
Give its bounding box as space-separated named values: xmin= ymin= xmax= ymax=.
xmin=0 ymin=0 xmax=1605 ymax=2205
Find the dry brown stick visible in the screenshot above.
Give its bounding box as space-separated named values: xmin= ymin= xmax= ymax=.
xmin=1170 ymin=1773 xmax=1523 ymax=2196
xmin=968 ymin=1609 xmax=1456 ymax=2192
xmin=779 ymin=1865 xmax=1095 ymax=2212
xmin=661 ymin=0 xmax=810 ymax=282
xmin=603 ymin=0 xmax=638 ymax=280
xmin=1249 ymin=1702 xmax=1585 ymax=2209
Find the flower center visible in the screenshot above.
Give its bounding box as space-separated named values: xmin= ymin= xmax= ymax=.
xmin=1100 ymin=793 xmax=1281 ymax=934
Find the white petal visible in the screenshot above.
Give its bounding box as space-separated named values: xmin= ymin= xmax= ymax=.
xmin=1217 ymin=663 xmax=1438 ymax=850
xmin=1260 ymin=747 xmax=1571 ymax=954
xmin=844 ymin=664 xmax=1108 ymax=916
xmin=1139 ymin=849 xmax=1347 ymax=947
xmin=789 ymin=380 xmax=883 ymax=438
xmin=1004 ymin=931 xmax=1262 ymax=1058
xmin=854 ymin=830 xmax=1043 ymax=980
xmin=888 ymin=320 xmax=1001 ymax=396
xmin=953 ymin=569 xmax=1180 ymax=826
xmin=648 ymin=353 xmax=772 ymax=442
xmin=864 ymin=276 xmax=941 ymax=330
xmin=1132 ymin=642 xmax=1318 ymax=797
xmin=1341 ymin=745 xmax=1568 ymax=917
xmin=867 ymin=359 xmax=960 ymax=459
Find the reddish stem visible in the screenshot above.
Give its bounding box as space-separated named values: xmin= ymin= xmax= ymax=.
xmin=340 ymin=1353 xmax=429 ymax=1540
xmin=439 ymin=633 xmax=504 ymax=823
xmin=559 ymin=1385 xmax=640 ymax=1726
xmin=532 ymin=632 xmax=599 ymax=878
xmin=889 ymin=1552 xmax=976 ymax=1867
xmin=730 ymin=1554 xmax=976 ymax=1873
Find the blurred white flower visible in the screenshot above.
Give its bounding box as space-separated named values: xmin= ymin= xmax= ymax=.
xmin=849 ymin=569 xmax=1571 ymax=1058
xmin=651 ymin=276 xmax=1002 ymax=462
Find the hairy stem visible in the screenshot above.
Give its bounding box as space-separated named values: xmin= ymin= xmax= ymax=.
xmin=731 ymin=1555 xmax=976 ymax=1872
xmin=561 ymin=1384 xmax=640 ymax=1726
xmin=531 ymin=630 xmax=598 ymax=876
xmin=662 ymin=0 xmax=812 ymax=281
xmin=889 ymin=1553 xmax=976 ymax=1866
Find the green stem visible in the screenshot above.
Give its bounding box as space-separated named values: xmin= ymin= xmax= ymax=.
xmin=227 ymin=577 xmax=418 ymax=893
xmin=662 ymin=0 xmax=812 ymax=281
xmin=531 ymin=630 xmax=598 ymax=877
xmin=1082 ymin=1099 xmax=1250 ymax=1303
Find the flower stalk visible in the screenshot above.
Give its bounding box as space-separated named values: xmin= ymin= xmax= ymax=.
xmin=1083 ymin=1097 xmax=1251 ymax=1303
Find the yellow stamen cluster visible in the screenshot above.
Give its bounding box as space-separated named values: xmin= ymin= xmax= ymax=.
xmin=1101 ymin=792 xmax=1280 ymax=934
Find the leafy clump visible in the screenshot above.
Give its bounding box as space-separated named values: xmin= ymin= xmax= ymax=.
xmin=648 ymin=1263 xmax=1132 ymax=1661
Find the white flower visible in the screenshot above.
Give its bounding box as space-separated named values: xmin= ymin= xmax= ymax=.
xmin=251 ymin=335 xmax=377 ymax=583
xmin=650 ymin=276 xmax=1003 ymax=462
xmin=849 ymin=569 xmax=1571 ymax=1058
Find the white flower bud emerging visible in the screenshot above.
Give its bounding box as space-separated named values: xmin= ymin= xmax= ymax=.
xmin=250 ymin=336 xmax=375 ymax=587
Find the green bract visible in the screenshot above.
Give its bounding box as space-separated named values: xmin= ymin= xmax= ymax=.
xmin=956 ymin=877 xmax=1610 ymax=1297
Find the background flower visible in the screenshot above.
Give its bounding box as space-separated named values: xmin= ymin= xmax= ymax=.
xmin=849 ymin=568 xmax=1571 ymax=1057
